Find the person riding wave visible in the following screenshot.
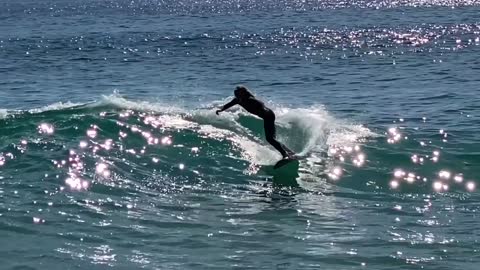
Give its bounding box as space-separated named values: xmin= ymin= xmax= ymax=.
xmin=216 ymin=85 xmax=293 ymax=159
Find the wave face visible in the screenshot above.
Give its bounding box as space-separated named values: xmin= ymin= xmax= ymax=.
xmin=0 ymin=95 xmax=372 ymax=191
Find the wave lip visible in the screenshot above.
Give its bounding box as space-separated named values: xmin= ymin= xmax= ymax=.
xmin=28 ymin=101 xmax=85 ymax=114
xmin=100 ymin=94 xmax=185 ymax=114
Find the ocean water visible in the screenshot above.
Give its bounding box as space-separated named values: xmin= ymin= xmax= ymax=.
xmin=1 ymin=0 xmax=480 ymax=269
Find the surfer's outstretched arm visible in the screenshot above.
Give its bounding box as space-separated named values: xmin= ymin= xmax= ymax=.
xmin=216 ymin=98 xmax=238 ymax=115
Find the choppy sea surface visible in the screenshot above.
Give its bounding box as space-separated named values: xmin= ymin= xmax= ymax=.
xmin=1 ymin=0 xmax=480 ymax=269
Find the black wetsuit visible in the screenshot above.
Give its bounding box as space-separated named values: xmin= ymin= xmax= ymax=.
xmin=219 ymin=97 xmax=291 ymax=158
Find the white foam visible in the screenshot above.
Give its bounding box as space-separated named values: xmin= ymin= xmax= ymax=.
xmin=101 ymin=93 xmax=184 ymax=114
xmin=28 ymin=101 xmax=83 ymax=114
xmin=193 ymin=103 xmax=376 ymax=166
xmin=0 ymin=109 xmax=7 ymax=119
xmin=277 ymin=106 xmax=375 ymax=155
xmin=275 ymin=107 xmax=332 ymax=156
xmin=116 ymin=102 xmax=273 ymax=164
xmin=196 ymin=122 xmax=276 ymax=164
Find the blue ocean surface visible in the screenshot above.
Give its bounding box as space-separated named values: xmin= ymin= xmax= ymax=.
xmin=1 ymin=0 xmax=480 ymax=269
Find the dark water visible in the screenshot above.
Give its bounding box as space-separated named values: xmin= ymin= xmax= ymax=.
xmin=1 ymin=0 xmax=480 ymax=269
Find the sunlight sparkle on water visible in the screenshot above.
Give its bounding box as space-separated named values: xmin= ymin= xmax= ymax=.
xmin=161 ymin=136 xmax=172 ymax=145
xmin=38 ymin=123 xmax=54 ymax=134
xmin=33 ymin=217 xmax=45 ymax=224
xmin=394 ymin=169 xmax=406 ymax=178
xmin=466 ymin=182 xmax=475 ymax=192
xmin=433 ymin=181 xmax=443 ymax=192
xmin=120 ymin=111 xmax=130 ymax=118
xmin=96 ymin=163 xmax=111 ymax=178
xmin=65 ymin=176 xmax=89 ymax=191
xmin=353 ymin=153 xmax=365 ymax=167
xmin=438 ymin=170 xmax=451 ymax=179
xmin=87 ymin=129 xmax=97 ymax=138
xmin=79 ymin=141 xmax=88 ymax=148
xmin=390 ymin=180 xmax=399 ymax=189
xmin=101 ymin=139 xmax=113 ymax=150
xmin=142 ymin=131 xmax=151 ymax=139
xmin=328 ymin=166 xmax=342 ymax=180
xmin=131 ymin=126 xmax=140 ymax=133
xmin=387 ymin=127 xmax=402 ymax=144
xmin=406 ymin=173 xmax=416 ymax=183
xmin=454 ymin=174 xmax=463 ymax=183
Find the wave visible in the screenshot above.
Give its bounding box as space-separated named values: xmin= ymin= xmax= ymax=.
xmin=24 ymin=94 xmax=374 ymax=159
xmin=2 ymin=95 xmax=476 ymax=194
xmin=0 ymin=94 xmax=375 ymax=192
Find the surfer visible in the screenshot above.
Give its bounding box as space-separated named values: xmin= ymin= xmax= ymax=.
xmin=216 ymin=86 xmax=293 ymax=159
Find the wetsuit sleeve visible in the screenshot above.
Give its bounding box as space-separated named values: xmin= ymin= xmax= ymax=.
xmin=220 ymin=98 xmax=238 ymax=111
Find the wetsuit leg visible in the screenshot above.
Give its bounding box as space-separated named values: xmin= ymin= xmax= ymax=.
xmin=264 ymin=112 xmax=289 ymax=158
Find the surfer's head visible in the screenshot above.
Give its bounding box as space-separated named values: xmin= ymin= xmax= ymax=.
xmin=234 ymin=85 xmax=254 ymax=100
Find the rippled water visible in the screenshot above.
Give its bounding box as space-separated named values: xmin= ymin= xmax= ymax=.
xmin=1 ymin=0 xmax=480 ymax=269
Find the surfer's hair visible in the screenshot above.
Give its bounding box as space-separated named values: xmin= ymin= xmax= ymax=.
xmin=234 ymin=85 xmax=254 ymax=99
